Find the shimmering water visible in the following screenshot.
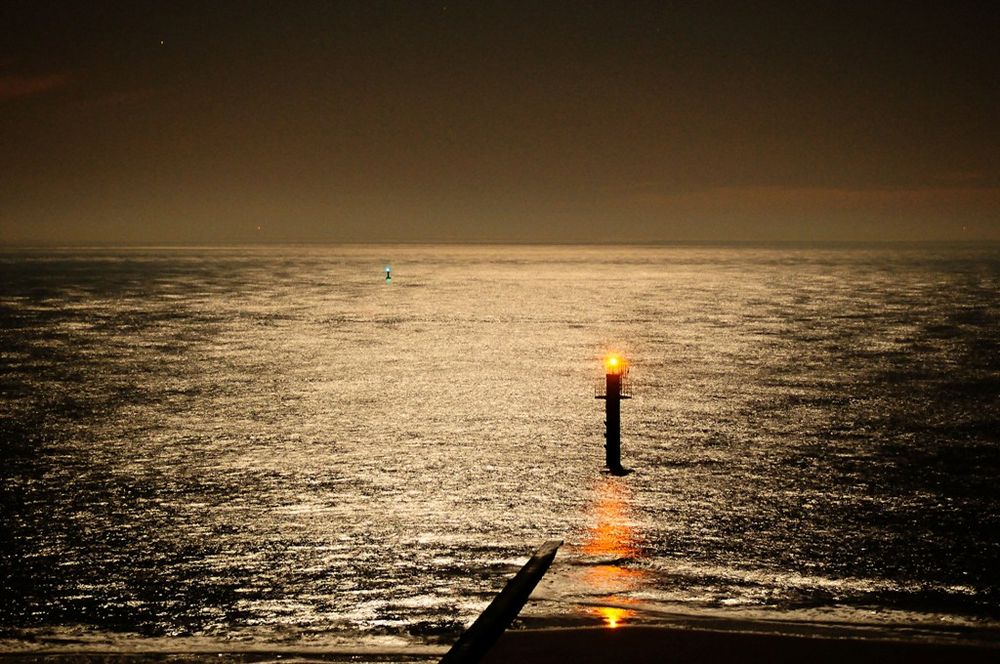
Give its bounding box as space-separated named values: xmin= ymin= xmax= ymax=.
xmin=2 ymin=244 xmax=999 ymax=654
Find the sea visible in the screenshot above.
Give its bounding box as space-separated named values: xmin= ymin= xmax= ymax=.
xmin=2 ymin=243 xmax=999 ymax=659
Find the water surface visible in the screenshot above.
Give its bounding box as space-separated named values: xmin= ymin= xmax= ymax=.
xmin=2 ymin=244 xmax=998 ymax=653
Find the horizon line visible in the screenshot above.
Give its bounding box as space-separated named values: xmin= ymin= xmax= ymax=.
xmin=2 ymin=238 xmax=998 ymax=250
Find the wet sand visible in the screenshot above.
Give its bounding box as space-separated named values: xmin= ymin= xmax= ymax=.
xmin=481 ymin=625 xmax=1000 ymax=664
xmin=2 ymin=626 xmax=997 ymax=663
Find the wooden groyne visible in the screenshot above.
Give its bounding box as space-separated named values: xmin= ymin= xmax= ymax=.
xmin=440 ymin=540 xmax=562 ymax=664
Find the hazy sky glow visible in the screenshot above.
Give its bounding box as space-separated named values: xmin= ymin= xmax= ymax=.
xmin=1 ymin=1 xmax=998 ymax=244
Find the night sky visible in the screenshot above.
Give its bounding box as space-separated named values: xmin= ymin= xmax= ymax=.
xmin=2 ymin=1 xmax=998 ymax=245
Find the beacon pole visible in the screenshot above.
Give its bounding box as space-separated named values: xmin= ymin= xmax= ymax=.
xmin=595 ymin=354 xmax=631 ymax=475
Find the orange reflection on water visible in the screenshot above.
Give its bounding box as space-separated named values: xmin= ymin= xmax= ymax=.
xmin=595 ymin=605 xmax=634 ymax=628
xmin=580 ymin=478 xmax=647 ymax=628
xmin=583 ymin=562 xmax=647 ymax=596
xmin=581 ymin=479 xmax=638 ymax=560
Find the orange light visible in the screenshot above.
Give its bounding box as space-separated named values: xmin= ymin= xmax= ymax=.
xmin=596 ymin=606 xmax=633 ymax=629
xmin=604 ymin=353 xmax=626 ymax=374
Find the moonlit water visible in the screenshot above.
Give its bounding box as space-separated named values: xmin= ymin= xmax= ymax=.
xmin=2 ymin=244 xmax=999 ymax=654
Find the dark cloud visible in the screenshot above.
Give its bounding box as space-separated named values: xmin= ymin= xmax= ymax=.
xmin=0 ymin=72 xmax=68 ymax=100
xmin=74 ymin=86 xmax=167 ymax=109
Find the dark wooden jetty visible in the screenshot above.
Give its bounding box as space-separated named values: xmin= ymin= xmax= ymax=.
xmin=439 ymin=540 xmax=562 ymax=664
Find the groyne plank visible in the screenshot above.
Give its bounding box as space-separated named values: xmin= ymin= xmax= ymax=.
xmin=439 ymin=540 xmax=562 ymax=664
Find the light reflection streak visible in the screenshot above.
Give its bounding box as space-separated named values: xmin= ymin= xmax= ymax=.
xmin=596 ymin=606 xmax=632 ymax=629
xmin=581 ymin=477 xmax=646 ymax=628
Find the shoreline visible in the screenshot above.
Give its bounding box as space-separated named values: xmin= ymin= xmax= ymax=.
xmin=4 ymin=615 xmax=999 ymax=662
xmin=484 ymin=623 xmax=1000 ymax=664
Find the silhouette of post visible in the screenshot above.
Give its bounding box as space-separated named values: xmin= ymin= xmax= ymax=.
xmin=440 ymin=540 xmax=562 ymax=664
xmin=596 ymin=354 xmax=631 ymax=474
xmin=605 ymin=369 xmax=622 ymax=471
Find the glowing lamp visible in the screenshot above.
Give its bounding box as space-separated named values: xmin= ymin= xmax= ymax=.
xmin=604 ymin=353 xmax=625 ymax=375
xmin=596 ymin=352 xmax=631 ymax=474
